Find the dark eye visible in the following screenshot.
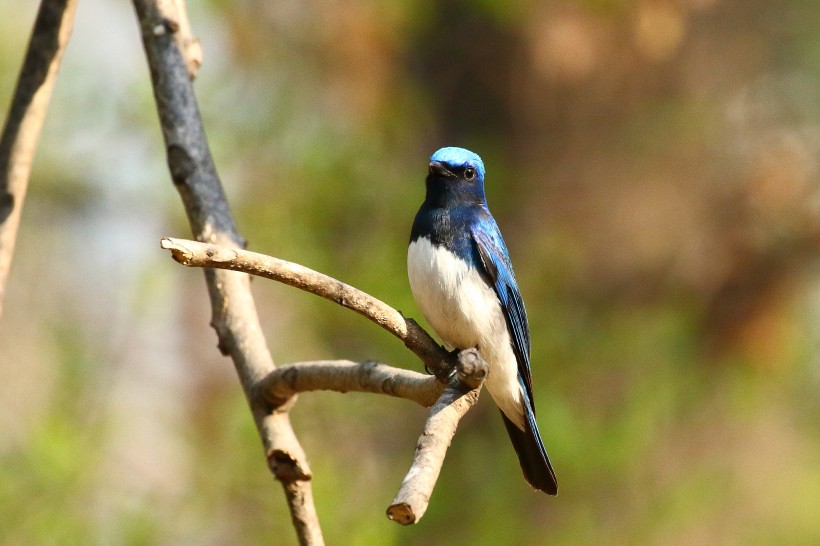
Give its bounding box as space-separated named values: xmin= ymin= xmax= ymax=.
xmin=464 ymin=167 xmax=476 ymax=180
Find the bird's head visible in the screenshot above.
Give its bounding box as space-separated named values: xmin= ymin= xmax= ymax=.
xmin=425 ymin=147 xmax=487 ymax=207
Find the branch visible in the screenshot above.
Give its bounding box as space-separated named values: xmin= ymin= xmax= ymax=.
xmin=259 ymin=352 xmax=488 ymax=409
xmin=260 ymin=356 xmax=486 ymax=526
xmin=263 ymin=356 xmax=486 ymax=526
xmin=388 ymin=349 xmax=486 ymax=524
xmin=387 ymin=380 xmax=481 ymax=525
xmin=258 ymin=360 xmax=443 ymax=408
xmin=0 ymin=0 xmax=78 ymax=318
xmin=131 ymin=2 xmax=322 ymax=544
xmin=160 ymin=236 xmax=452 ymax=376
xmin=159 ymin=237 xmax=490 ymax=523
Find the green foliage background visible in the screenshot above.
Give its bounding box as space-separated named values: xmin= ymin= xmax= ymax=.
xmin=2 ymin=0 xmax=820 ymax=544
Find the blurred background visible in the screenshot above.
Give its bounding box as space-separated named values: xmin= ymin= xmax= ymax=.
xmin=2 ymin=0 xmax=820 ymax=543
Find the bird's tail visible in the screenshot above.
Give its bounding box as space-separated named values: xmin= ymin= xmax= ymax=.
xmin=500 ymin=398 xmax=558 ymax=495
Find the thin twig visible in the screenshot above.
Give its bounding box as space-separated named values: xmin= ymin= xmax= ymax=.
xmin=259 ymin=354 xmax=487 ymax=410
xmin=132 ymin=2 xmax=322 ymax=544
xmin=387 ymin=382 xmax=481 ymax=525
xmin=0 ymin=0 xmax=78 ymax=318
xmin=160 ymin=236 xmax=452 ymax=376
xmin=387 ymin=349 xmax=485 ymax=524
xmin=258 ymin=360 xmax=443 ymax=408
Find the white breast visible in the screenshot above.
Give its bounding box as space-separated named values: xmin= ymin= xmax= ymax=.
xmin=407 ymin=237 xmax=524 ymax=428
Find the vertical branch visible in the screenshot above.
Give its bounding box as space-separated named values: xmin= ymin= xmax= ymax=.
xmin=131 ymin=1 xmax=323 ymax=544
xmin=0 ymin=0 xmax=78 ymax=317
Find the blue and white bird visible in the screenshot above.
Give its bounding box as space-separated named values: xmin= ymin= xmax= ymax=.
xmin=407 ymin=147 xmax=558 ymax=494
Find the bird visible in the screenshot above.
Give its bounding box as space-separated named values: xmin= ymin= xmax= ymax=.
xmin=407 ymin=146 xmax=558 ymax=495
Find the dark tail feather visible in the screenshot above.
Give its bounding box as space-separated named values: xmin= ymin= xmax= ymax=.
xmin=501 ymin=405 xmax=558 ymax=495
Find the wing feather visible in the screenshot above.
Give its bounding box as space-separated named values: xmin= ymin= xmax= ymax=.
xmin=471 ymin=222 xmax=534 ymax=404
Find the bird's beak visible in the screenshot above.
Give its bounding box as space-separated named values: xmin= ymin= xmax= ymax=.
xmin=429 ymin=161 xmax=454 ymax=177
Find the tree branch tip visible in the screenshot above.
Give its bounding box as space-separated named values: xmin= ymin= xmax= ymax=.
xmin=160 ymin=237 xmax=193 ymax=264
xmin=386 ymin=503 xmax=417 ymax=525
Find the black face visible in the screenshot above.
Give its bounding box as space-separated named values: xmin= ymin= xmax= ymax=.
xmin=425 ymin=161 xmax=484 ymax=207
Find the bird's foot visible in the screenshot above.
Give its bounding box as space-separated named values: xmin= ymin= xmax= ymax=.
xmin=425 ymin=347 xmax=460 ymax=380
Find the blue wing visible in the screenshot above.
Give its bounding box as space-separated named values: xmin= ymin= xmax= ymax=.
xmin=471 ymin=213 xmax=558 ymax=494
xmin=470 ymin=218 xmax=534 ymax=405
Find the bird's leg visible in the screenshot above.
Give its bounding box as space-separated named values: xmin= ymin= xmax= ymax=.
xmin=426 ymin=347 xmax=487 ymax=391
xmin=431 ymin=347 xmax=488 ymax=389
xmin=425 ymin=347 xmax=461 ymax=380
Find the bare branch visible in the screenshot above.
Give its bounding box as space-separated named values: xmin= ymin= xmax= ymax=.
xmin=386 ymin=349 xmax=487 ymax=524
xmin=387 ymin=379 xmax=483 ymax=524
xmin=158 ymin=237 xmax=490 ymax=523
xmin=257 ymin=353 xmax=487 ymax=413
xmin=0 ymin=0 xmax=77 ymax=318
xmin=261 ymin=356 xmax=488 ymax=526
xmin=283 ymin=481 xmax=322 ymax=545
xmin=160 ymin=236 xmax=452 ymax=376
xmin=132 ymin=2 xmax=321 ymax=544
xmin=258 ymin=360 xmax=443 ymax=408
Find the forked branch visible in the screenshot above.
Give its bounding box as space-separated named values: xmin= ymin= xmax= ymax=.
xmin=132 ymin=1 xmax=321 ymax=543
xmin=160 ymin=236 xmax=488 ymax=524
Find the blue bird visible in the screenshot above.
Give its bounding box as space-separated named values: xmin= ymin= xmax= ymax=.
xmin=407 ymin=147 xmax=558 ymax=494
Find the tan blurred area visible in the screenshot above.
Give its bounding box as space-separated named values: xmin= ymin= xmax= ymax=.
xmin=1 ymin=0 xmax=819 ymax=544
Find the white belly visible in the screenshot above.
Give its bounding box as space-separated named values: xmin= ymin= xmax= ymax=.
xmin=407 ymin=237 xmax=524 ymax=428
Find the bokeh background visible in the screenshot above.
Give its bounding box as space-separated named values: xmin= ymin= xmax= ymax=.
xmin=2 ymin=0 xmax=820 ymax=544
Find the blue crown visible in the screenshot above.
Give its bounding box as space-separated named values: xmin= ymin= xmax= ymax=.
xmin=430 ymin=147 xmax=485 ymax=180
